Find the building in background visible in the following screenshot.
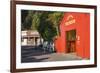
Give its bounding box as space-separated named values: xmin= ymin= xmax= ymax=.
xmin=21 ymin=30 xmax=43 ymax=46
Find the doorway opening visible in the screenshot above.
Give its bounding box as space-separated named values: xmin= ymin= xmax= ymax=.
xmin=66 ymin=30 xmax=76 ymax=53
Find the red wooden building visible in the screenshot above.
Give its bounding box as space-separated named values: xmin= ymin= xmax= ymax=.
xmin=55 ymin=12 xmax=90 ymax=59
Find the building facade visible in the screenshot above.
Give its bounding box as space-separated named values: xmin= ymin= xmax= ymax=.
xmin=21 ymin=30 xmax=43 ymax=46
xmin=55 ymin=12 xmax=90 ymax=59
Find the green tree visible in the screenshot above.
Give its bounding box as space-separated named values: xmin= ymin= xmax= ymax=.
xmin=21 ymin=10 xmax=33 ymax=30
xmin=21 ymin=10 xmax=28 ymax=30
xmin=21 ymin=10 xmax=64 ymax=42
xmin=31 ymin=11 xmax=43 ymax=30
xmin=47 ymin=12 xmax=64 ymax=35
xmin=37 ymin=12 xmax=56 ymax=41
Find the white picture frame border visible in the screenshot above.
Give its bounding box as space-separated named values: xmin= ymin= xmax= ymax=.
xmin=16 ymin=4 xmax=95 ymax=69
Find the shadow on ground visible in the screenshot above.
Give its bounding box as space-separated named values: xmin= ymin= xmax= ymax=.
xmin=21 ymin=46 xmax=83 ymax=63
xmin=21 ymin=46 xmax=52 ymax=63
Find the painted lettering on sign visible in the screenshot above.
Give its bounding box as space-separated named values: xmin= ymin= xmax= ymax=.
xmin=65 ymin=15 xmax=76 ymax=26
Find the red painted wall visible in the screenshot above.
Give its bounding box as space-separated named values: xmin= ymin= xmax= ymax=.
xmin=55 ymin=12 xmax=90 ymax=59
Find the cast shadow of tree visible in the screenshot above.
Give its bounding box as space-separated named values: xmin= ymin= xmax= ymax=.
xmin=21 ymin=46 xmax=52 ymax=63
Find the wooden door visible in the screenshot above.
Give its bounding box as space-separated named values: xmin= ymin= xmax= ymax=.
xmin=66 ymin=30 xmax=76 ymax=53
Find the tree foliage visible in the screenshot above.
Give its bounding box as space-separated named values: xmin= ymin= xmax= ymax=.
xmin=21 ymin=10 xmax=64 ymax=42
xmin=47 ymin=12 xmax=63 ymax=35
xmin=21 ymin=10 xmax=33 ymax=30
